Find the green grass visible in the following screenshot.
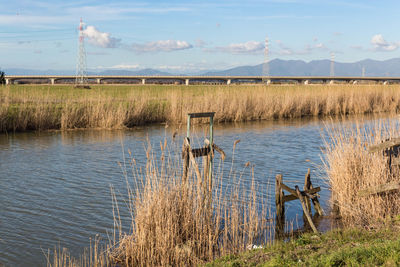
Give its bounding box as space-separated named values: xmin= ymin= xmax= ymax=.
xmin=205 ymin=228 xmax=400 ymax=266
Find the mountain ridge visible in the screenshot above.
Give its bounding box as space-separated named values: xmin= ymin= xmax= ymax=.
xmin=4 ymin=58 xmax=400 ymax=77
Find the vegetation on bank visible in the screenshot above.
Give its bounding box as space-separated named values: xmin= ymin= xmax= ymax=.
xmin=41 ymin=113 xmax=400 ymax=266
xmin=206 ymin=227 xmax=400 ymax=266
xmin=323 ymin=121 xmax=400 ymax=228
xmin=2 ymin=84 xmax=400 ymax=132
xmin=48 ymin=142 xmax=273 ymax=266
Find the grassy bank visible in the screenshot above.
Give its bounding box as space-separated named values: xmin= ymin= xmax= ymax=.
xmin=2 ymin=84 xmax=400 ymax=132
xmin=206 ymin=227 xmax=400 ymax=266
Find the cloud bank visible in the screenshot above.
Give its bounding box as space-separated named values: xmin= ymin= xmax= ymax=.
xmin=83 ymin=26 xmax=121 ymax=48
xmin=371 ymin=34 xmax=399 ymax=51
xmin=208 ymin=41 xmax=264 ymax=54
xmin=131 ymin=40 xmax=193 ymax=52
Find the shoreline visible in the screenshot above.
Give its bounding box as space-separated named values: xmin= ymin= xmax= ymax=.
xmin=2 ymin=84 xmax=400 ymax=133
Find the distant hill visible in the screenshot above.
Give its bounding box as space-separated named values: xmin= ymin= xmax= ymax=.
xmin=3 ymin=68 xmax=171 ymax=76
xmin=94 ymin=68 xmax=172 ymax=76
xmin=204 ymin=58 xmax=400 ymax=77
xmin=4 ymin=58 xmax=400 ymax=77
xmin=4 ymin=68 xmax=75 ymax=75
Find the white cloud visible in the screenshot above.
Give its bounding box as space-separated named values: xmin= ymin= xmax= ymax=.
xmin=131 ymin=40 xmax=193 ymax=52
xmin=83 ymin=26 xmax=120 ymax=48
xmin=207 ymin=41 xmax=264 ymax=54
xmin=371 ymin=34 xmax=399 ymax=51
xmin=276 ymin=40 xmax=328 ymax=55
xmin=276 ymin=40 xmax=294 ymax=55
xmin=314 ymin=43 xmax=325 ymax=49
xmin=93 ymin=64 xmax=140 ymax=69
xmin=109 ymin=64 xmax=140 ymax=69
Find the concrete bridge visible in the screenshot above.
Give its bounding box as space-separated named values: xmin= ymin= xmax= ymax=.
xmin=4 ymin=75 xmax=400 ymax=85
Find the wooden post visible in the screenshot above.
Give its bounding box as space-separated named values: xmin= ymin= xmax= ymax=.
xmin=295 ymin=186 xmax=318 ymax=233
xmin=182 ymin=137 xmax=190 ymax=184
xmin=303 ymin=169 xmax=312 ymax=226
xmin=332 ymin=199 xmax=341 ymax=219
xmin=306 ymin=169 xmax=324 ymax=216
xmin=275 ymin=174 xmax=285 ymax=237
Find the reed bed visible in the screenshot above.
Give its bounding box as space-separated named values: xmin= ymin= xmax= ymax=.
xmin=47 ymin=140 xmax=272 ymax=266
xmin=323 ymin=120 xmax=400 ymax=228
xmin=2 ymin=84 xmax=400 ymax=132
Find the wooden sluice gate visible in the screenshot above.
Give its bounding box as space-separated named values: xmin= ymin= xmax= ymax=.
xmin=275 ymin=169 xmax=324 ymax=237
xmin=181 ymin=112 xmax=225 ymax=197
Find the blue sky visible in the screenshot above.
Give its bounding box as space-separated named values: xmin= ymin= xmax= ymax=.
xmin=1 ymin=0 xmax=400 ymax=73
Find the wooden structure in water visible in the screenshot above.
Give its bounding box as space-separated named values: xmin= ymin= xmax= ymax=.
xmin=357 ymin=138 xmax=400 ymax=197
xmin=181 ymin=112 xmax=225 ymax=200
xmin=275 ymin=169 xmax=323 ymax=236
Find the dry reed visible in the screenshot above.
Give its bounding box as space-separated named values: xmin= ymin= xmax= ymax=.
xmin=323 ymin=120 xmax=400 ymax=228
xmin=47 ymin=139 xmax=272 ymax=266
xmin=2 ymin=84 xmax=400 ymax=132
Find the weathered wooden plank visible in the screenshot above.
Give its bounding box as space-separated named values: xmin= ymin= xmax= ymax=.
xmin=182 ymin=137 xmax=191 ymax=183
xmin=391 ymin=157 xmax=400 ymax=166
xmin=368 ymin=138 xmax=400 ymax=153
xmin=296 ymin=186 xmax=318 ymax=233
xmin=283 ymin=194 xmax=299 ymax=202
xmin=188 ymin=112 xmax=215 ymax=118
xmin=281 ymin=183 xmax=297 ymax=195
xmin=281 ymin=183 xmax=320 ymax=196
xmin=358 ymin=182 xmax=400 ymax=197
xmin=304 ymin=169 xmax=312 ymax=216
xmin=275 ymin=174 xmax=285 ymax=238
xmin=282 ymin=187 xmax=321 ymax=202
xmin=191 ymin=147 xmax=211 ymax=157
xmin=305 ymin=169 xmax=324 ymax=216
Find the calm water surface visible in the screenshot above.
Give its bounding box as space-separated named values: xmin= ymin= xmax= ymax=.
xmin=0 ymin=116 xmax=392 ymax=266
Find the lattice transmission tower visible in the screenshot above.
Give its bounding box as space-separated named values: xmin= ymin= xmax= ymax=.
xmin=75 ymin=18 xmax=88 ymax=86
xmin=262 ymin=36 xmax=270 ymax=84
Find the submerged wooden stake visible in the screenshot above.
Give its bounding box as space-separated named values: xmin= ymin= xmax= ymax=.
xmin=275 ymin=171 xmax=323 ymax=236
xmin=295 ymin=185 xmax=318 ymax=233
xmin=305 ymin=169 xmax=324 ymax=216
xmin=182 ymin=137 xmax=191 ymax=184
xmin=275 ymin=174 xmax=285 ymax=237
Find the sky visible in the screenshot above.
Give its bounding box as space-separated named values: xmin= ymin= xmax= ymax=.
xmin=1 ymin=0 xmax=400 ymax=73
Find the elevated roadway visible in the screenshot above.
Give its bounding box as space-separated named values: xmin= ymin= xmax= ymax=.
xmin=4 ymin=75 xmax=400 ymax=85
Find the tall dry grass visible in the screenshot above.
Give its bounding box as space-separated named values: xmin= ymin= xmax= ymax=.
xmin=47 ymin=140 xmax=272 ymax=266
xmin=323 ymin=120 xmax=400 ymax=228
xmin=46 ymin=237 xmax=112 ymax=267
xmin=2 ymin=84 xmax=400 ymax=132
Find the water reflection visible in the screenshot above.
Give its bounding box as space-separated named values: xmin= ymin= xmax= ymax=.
xmin=0 ymin=113 xmax=397 ymax=267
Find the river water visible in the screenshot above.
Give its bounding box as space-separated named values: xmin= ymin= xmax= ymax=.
xmin=0 ymin=115 xmax=392 ymax=266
